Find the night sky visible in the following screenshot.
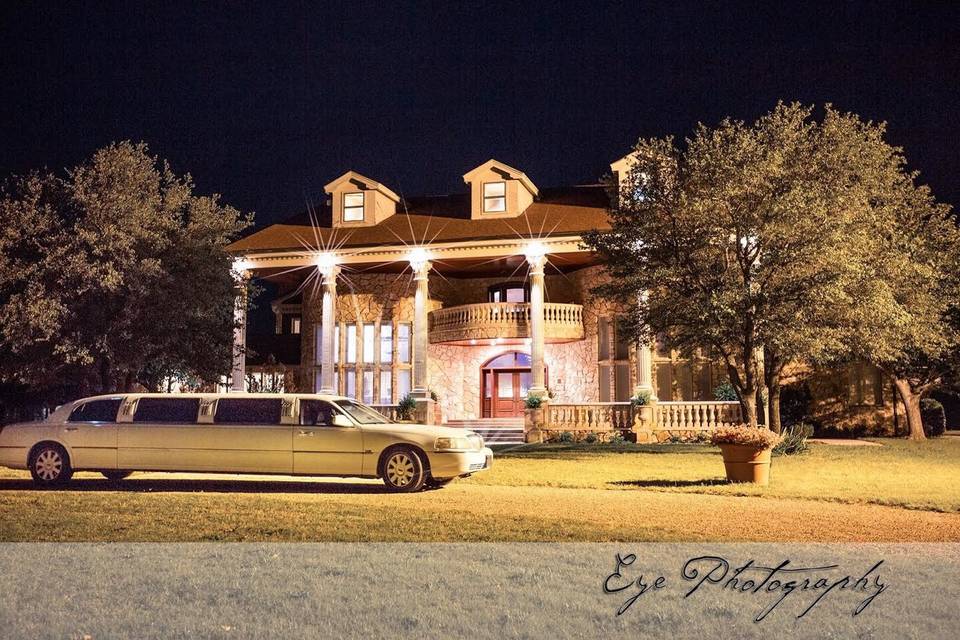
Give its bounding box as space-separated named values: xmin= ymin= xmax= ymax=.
xmin=2 ymin=1 xmax=959 ymax=228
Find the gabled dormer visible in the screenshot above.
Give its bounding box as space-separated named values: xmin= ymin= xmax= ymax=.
xmin=463 ymin=159 xmax=539 ymax=219
xmin=323 ymin=171 xmax=400 ymax=227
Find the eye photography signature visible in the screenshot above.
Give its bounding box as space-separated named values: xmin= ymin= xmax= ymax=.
xmin=602 ymin=553 xmax=887 ymax=622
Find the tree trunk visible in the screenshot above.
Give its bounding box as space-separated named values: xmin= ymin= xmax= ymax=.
xmin=725 ymin=362 xmax=758 ymax=427
xmin=892 ymin=378 xmax=926 ymax=441
xmin=741 ymin=392 xmax=758 ymax=427
xmin=763 ymin=347 xmax=782 ymax=434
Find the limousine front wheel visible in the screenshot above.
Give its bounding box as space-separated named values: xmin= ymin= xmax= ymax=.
xmin=29 ymin=443 xmax=73 ymax=487
xmin=381 ymin=447 xmax=426 ymax=492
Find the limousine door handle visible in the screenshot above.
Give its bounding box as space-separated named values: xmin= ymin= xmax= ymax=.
xmin=297 ymin=430 xmax=315 ymax=437
xmin=64 ymin=427 xmax=79 ymax=432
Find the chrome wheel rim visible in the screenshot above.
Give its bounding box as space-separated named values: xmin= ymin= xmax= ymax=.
xmin=386 ymin=453 xmax=416 ymax=487
xmin=35 ymin=449 xmax=63 ymax=481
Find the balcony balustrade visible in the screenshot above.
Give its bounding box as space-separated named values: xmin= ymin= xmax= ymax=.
xmin=428 ymin=302 xmax=584 ymax=345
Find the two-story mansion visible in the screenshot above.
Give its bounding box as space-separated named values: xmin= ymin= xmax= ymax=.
xmin=227 ymin=157 xmax=893 ymax=439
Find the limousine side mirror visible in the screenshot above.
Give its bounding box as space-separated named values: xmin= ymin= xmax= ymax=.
xmin=331 ymin=414 xmax=354 ymax=428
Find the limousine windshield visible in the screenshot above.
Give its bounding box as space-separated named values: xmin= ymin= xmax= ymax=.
xmin=335 ymin=399 xmax=393 ymax=424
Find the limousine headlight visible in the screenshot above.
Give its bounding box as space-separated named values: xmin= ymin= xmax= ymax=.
xmin=435 ymin=436 xmax=473 ymax=451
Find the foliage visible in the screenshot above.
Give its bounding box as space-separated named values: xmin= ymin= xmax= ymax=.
xmin=584 ymin=102 xmax=957 ymax=437
xmin=609 ymin=431 xmax=627 ymax=445
xmin=524 ymin=395 xmax=543 ymax=409
xmin=710 ymin=425 xmax=780 ymax=449
xmin=920 ymin=398 xmax=946 ymax=438
xmin=558 ymin=431 xmax=574 ymax=443
xmin=713 ymin=381 xmax=738 ymax=402
xmin=583 ymin=432 xmax=598 ymax=444
xmin=631 ymin=389 xmax=651 ymax=406
xmin=396 ymin=394 xmax=416 ymax=421
xmin=772 ymin=423 xmax=812 ymax=456
xmin=0 ymin=141 xmax=252 ymax=399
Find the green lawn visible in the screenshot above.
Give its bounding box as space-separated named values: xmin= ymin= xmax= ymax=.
xmin=474 ymin=438 xmax=960 ymax=513
xmin=0 ymin=438 xmax=958 ymax=542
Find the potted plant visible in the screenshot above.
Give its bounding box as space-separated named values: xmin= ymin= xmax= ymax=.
xmin=710 ymin=425 xmax=780 ymax=485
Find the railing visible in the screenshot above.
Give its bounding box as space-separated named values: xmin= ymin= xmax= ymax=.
xmin=429 ymin=302 xmax=584 ymax=344
xmin=546 ymin=402 xmax=633 ymax=431
xmin=654 ymin=401 xmax=741 ymax=430
xmin=370 ymin=404 xmax=401 ymax=422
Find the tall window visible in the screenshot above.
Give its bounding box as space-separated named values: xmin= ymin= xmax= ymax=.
xmin=343 ymin=192 xmax=364 ymax=221
xmin=397 ymin=369 xmax=411 ymax=399
xmin=290 ymin=317 xmax=301 ymax=334
xmin=379 ymin=371 xmax=392 ymax=404
xmin=380 ymin=323 xmax=393 ymax=363
xmin=483 ymin=181 xmax=506 ymax=212
xmin=488 ymin=282 xmax=528 ymax=303
xmin=345 ymin=370 xmax=357 ymax=399
xmin=345 ymin=325 xmax=357 ymax=363
xmin=397 ymin=323 xmax=411 ymax=363
xmin=362 ymin=370 xmax=374 ymax=404
xmin=362 ymin=323 xmax=375 ymax=363
xmin=598 ymin=316 xmax=631 ymax=402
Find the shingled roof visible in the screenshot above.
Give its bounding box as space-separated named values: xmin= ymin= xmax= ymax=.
xmin=228 ymin=185 xmax=612 ymax=253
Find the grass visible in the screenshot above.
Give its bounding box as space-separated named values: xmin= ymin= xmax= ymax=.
xmin=0 ymin=438 xmax=958 ymax=542
xmin=476 ymin=438 xmax=960 ymax=513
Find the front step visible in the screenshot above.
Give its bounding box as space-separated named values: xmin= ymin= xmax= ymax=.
xmin=446 ymin=418 xmax=525 ymax=444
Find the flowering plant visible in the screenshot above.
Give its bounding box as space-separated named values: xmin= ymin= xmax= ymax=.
xmin=710 ymin=425 xmax=780 ymax=449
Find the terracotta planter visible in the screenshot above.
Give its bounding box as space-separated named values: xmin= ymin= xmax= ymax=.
xmin=718 ymin=443 xmax=772 ymax=485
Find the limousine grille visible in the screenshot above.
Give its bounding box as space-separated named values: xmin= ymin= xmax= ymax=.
xmin=467 ymin=434 xmax=484 ymax=450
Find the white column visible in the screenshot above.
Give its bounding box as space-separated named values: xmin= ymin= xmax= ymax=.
xmin=412 ymin=259 xmax=432 ymax=398
xmin=230 ymin=269 xmax=251 ymax=392
xmin=318 ymin=264 xmax=340 ymax=394
xmin=634 ymin=291 xmax=656 ymax=399
xmin=527 ymin=253 xmax=547 ymax=398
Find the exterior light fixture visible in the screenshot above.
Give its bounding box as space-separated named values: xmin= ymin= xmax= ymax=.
xmin=407 ymin=247 xmax=430 ymax=270
xmin=316 ymin=252 xmax=338 ymax=271
xmin=232 ymin=257 xmax=253 ymax=275
xmin=470 ymin=339 xmax=477 ymax=345
xmin=524 ymin=240 xmax=547 ymax=262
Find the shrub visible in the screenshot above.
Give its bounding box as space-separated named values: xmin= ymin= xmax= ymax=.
xmin=631 ymin=390 xmax=652 ymax=406
xmin=609 ymin=431 xmax=627 ymax=445
xmin=558 ymin=431 xmax=574 ymax=443
xmin=921 ymin=398 xmax=946 ymax=438
xmin=772 ymin=423 xmax=812 ymax=456
xmin=583 ymin=432 xmax=598 ymax=444
xmin=710 ymin=424 xmax=780 ymax=449
xmin=525 ymin=395 xmax=543 ymax=409
xmin=779 ymin=382 xmax=813 ymax=427
xmin=396 ymin=394 xmax=416 ymax=421
xmin=714 ymin=381 xmax=738 ymax=402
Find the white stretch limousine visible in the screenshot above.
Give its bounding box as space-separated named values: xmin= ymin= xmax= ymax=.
xmin=0 ymin=393 xmax=493 ymax=492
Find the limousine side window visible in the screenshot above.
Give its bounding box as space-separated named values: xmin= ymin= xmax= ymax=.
xmin=133 ymin=398 xmax=201 ymax=424
xmin=214 ymin=398 xmax=283 ymax=424
xmin=68 ymin=399 xmax=122 ymax=423
xmin=300 ymin=400 xmax=337 ymax=426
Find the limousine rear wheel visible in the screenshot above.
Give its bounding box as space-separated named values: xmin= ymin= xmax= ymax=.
xmin=382 ymin=447 xmax=426 ymax=492
xmin=29 ymin=443 xmax=73 ymax=487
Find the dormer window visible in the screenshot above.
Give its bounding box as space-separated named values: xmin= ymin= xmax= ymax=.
xmin=483 ymin=181 xmax=506 ymax=213
xmin=343 ymin=192 xmax=365 ymax=222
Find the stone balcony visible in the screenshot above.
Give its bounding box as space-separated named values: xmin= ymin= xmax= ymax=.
xmin=428 ymin=302 xmax=584 ymax=345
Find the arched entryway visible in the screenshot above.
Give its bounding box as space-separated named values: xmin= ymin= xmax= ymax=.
xmin=480 ymin=351 xmax=546 ymax=418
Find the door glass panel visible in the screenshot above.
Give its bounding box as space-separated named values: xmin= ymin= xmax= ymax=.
xmin=484 ymin=372 xmax=493 ymax=398
xmin=519 ymin=372 xmax=531 ymax=396
xmin=497 ymin=373 xmax=513 ymax=398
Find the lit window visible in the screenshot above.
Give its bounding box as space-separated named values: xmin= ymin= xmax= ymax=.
xmin=362 ymin=370 xmax=374 ymax=404
xmin=397 ymin=369 xmax=411 ymax=399
xmin=397 ymin=323 xmax=411 ymax=363
xmin=345 ymin=370 xmax=357 ymax=399
xmin=483 ymin=182 xmax=506 ymax=212
xmin=291 ymin=317 xmax=301 ymax=334
xmin=379 ymin=371 xmax=392 ymax=404
xmin=345 ymin=325 xmax=357 ymax=363
xmin=362 ymin=323 xmax=375 ymax=363
xmin=343 ymin=192 xmax=364 ymax=221
xmin=380 ymin=323 xmax=392 ymax=363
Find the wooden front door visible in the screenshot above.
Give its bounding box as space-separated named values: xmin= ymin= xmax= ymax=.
xmin=480 ymin=352 xmax=543 ymax=419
